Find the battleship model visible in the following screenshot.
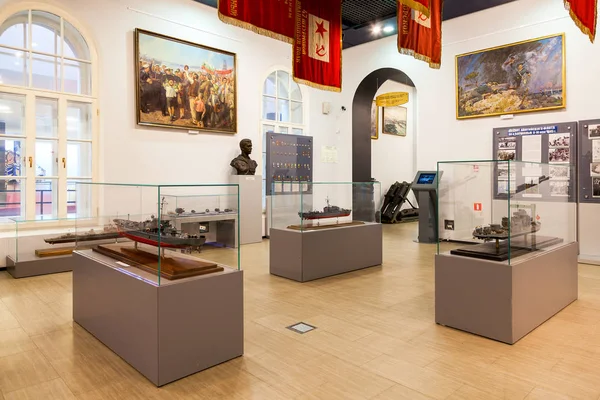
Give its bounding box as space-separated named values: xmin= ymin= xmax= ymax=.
xmin=44 ymin=226 xmax=120 ymax=245
xmin=473 ymin=209 xmax=540 ymax=241
xmin=113 ymin=216 xmax=205 ymax=249
xmin=299 ymin=198 xmax=351 ymax=220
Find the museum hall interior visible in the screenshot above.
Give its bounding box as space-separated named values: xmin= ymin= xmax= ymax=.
xmin=0 ymin=0 xmax=598 ymax=398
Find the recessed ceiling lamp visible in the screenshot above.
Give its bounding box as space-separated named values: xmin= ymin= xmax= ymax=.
xmin=372 ymin=25 xmax=382 ymax=34
xmin=383 ymin=25 xmax=395 ymax=33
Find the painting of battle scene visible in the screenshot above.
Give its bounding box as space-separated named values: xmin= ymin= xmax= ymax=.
xmin=136 ymin=29 xmax=236 ymax=133
xmin=456 ymin=34 xmax=564 ymax=119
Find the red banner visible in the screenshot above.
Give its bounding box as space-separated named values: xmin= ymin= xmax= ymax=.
xmin=397 ymin=0 xmax=442 ymax=69
xmin=398 ymin=0 xmax=430 ymax=17
xmin=217 ymin=0 xmax=295 ymax=44
xmin=564 ymin=0 xmax=597 ymax=43
xmin=292 ymin=0 xmax=342 ymax=92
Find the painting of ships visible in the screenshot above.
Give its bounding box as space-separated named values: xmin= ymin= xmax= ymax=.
xmin=473 ymin=209 xmax=540 ymax=241
xmin=299 ymin=198 xmax=351 ymax=220
xmin=113 ymin=216 xmax=205 ymax=249
xmin=44 ymin=226 xmax=120 ymax=245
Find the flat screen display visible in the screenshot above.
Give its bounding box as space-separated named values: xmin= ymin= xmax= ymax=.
xmin=417 ymin=173 xmax=436 ymax=185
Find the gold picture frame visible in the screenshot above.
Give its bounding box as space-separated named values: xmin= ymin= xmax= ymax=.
xmin=456 ymin=33 xmax=565 ymax=120
xmin=135 ymin=28 xmax=237 ymax=133
xmin=371 ymin=100 xmax=379 ymax=140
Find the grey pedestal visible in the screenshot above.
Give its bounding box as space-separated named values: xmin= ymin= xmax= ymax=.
xmin=6 ymin=254 xmax=74 ymax=278
xmin=73 ymin=250 xmax=244 ymax=386
xmin=230 ymin=175 xmax=262 ymax=245
xmin=435 ymin=242 xmax=578 ymax=344
xmin=270 ymin=223 xmax=383 ymax=282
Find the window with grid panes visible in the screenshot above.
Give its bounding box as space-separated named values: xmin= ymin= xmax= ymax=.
xmin=261 ymin=70 xmax=304 ymax=210
xmin=0 ymin=9 xmax=96 ymax=220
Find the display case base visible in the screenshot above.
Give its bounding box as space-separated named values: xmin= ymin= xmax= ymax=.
xmin=270 ymin=223 xmax=382 ymax=282
xmin=6 ymin=254 xmax=74 ymax=278
xmin=436 ymin=242 xmax=578 ymax=344
xmin=73 ymin=250 xmax=243 ymax=386
xmin=450 ymin=235 xmax=564 ymax=261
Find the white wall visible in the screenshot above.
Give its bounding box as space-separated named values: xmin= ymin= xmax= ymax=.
xmin=371 ymin=81 xmax=416 ymax=202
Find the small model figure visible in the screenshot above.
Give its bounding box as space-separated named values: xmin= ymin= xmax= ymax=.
xmin=230 ymin=139 xmax=258 ymax=175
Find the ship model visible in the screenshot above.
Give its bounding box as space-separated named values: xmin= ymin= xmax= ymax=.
xmin=113 ymin=216 xmax=205 ymax=249
xmin=473 ymin=209 xmax=540 ymax=241
xmin=299 ymin=197 xmax=351 ymax=220
xmin=44 ymin=226 xmax=120 ymax=245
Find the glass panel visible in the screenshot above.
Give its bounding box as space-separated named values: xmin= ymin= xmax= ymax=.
xmin=278 ymin=99 xmax=290 ymax=122
xmin=36 ymin=177 xmax=57 ymax=218
xmin=292 ymin=128 xmax=303 ymax=136
xmin=277 ymin=71 xmax=289 ymax=99
xmin=32 ymin=53 xmax=60 ymax=91
xmin=0 ymin=93 xmax=26 ymax=136
xmin=35 ymin=139 xmax=58 ymax=176
xmin=0 ymin=11 xmax=29 ymax=49
xmin=31 ymin=11 xmax=61 ymax=55
xmin=290 ymin=80 xmax=302 ymax=101
xmin=68 ymin=179 xmax=91 ymax=217
xmin=67 ymin=141 xmax=92 ymax=177
xmin=263 ymin=72 xmax=276 ymax=96
xmin=262 ymin=96 xmax=276 ymax=121
xmin=35 ymin=97 xmax=58 ymax=138
xmin=67 ymin=101 xmax=92 ymax=140
xmin=291 ymin=101 xmax=303 ymax=124
xmin=0 ymin=139 xmax=24 ymax=177
xmin=64 ymin=59 xmax=91 ymax=95
xmin=0 ymin=48 xmax=28 ymax=87
xmin=63 ymin=19 xmax=90 ymax=61
xmin=279 ymin=127 xmax=289 ymax=134
xmin=0 ymin=178 xmax=24 ymax=217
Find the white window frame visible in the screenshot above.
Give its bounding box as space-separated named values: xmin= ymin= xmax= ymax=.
xmin=0 ymin=4 xmax=99 ymax=225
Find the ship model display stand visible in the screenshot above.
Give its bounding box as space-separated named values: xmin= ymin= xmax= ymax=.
xmin=6 ymin=225 xmax=124 ymax=279
xmin=73 ymin=243 xmax=243 ymax=386
xmin=270 ymin=197 xmax=382 ymax=282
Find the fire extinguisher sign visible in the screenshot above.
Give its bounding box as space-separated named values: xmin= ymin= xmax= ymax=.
xmin=473 ymin=203 xmax=483 ymax=212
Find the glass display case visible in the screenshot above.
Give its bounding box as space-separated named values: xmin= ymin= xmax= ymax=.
xmin=74 ymin=182 xmax=240 ymax=286
xmin=271 ymin=181 xmax=382 ymax=232
xmin=437 ymin=160 xmax=576 ymax=264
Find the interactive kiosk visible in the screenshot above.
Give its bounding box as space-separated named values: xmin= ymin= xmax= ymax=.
xmin=411 ymin=171 xmax=442 ymax=243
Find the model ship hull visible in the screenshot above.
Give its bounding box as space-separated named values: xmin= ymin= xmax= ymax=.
xmin=298 ymin=211 xmax=351 ymax=220
xmin=117 ymin=230 xmax=205 ymax=249
xmin=44 ymin=231 xmax=120 ymax=245
xmin=473 ymin=222 xmax=541 ymax=240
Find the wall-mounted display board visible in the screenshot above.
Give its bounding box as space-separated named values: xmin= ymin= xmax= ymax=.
xmin=265 ymin=132 xmax=313 ymax=196
xmin=577 ymin=120 xmax=600 ymax=264
xmin=492 ymin=122 xmax=577 ymax=203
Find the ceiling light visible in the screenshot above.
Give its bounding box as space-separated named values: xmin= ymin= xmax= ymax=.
xmin=383 ymin=25 xmax=394 ymax=33
xmin=372 ymin=25 xmax=382 ymax=34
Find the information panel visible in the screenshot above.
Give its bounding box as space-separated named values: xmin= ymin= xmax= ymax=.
xmin=265 ymin=132 xmax=313 ymax=196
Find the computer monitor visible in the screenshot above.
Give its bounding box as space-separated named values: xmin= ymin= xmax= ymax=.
xmin=412 ymin=171 xmax=440 ymax=190
xmin=417 ymin=173 xmax=436 ymax=185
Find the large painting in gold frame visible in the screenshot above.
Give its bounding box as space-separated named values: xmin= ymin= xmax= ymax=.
xmin=135 ymin=28 xmax=237 ymax=133
xmin=456 ymin=33 xmax=565 ymax=120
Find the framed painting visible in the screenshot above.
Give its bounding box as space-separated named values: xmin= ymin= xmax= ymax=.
xmin=371 ymin=100 xmax=379 ymax=140
xmin=456 ymin=33 xmax=565 ymax=119
xmin=135 ymin=29 xmax=237 ymax=133
xmin=382 ymin=106 xmax=407 ymax=136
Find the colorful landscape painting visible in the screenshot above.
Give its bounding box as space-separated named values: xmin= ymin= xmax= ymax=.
xmin=456 ymin=34 xmax=565 ymax=119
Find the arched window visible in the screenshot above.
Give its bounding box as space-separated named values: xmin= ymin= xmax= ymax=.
xmin=261 ymin=70 xmax=305 ymax=209
xmin=0 ymin=9 xmax=96 ymax=220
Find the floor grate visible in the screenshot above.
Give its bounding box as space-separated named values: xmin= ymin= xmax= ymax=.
xmin=286 ymin=322 xmax=317 ymax=334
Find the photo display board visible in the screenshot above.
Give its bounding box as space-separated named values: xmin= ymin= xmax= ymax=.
xmin=266 ymin=132 xmax=313 ymax=196
xmin=578 ymin=120 xmax=600 ymax=203
xmin=492 ymin=122 xmax=577 ymax=202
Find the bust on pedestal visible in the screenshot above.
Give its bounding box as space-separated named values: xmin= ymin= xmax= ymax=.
xmin=230 ymin=139 xmax=258 ymax=175
xmin=230 ymin=139 xmax=262 ymax=244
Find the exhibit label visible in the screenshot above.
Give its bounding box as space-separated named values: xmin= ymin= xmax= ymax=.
xmin=507 ymin=125 xmax=558 ymax=136
xmin=376 ymin=92 xmax=409 ymax=107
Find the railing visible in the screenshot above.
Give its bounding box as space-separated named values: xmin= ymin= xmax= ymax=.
xmin=0 ymin=187 xmax=77 ymax=217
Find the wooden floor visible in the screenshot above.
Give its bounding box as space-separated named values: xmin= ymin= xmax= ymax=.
xmin=0 ymin=222 xmax=600 ymax=399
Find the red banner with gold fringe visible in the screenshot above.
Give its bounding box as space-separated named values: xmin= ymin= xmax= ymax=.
xmin=564 ymin=0 xmax=597 ymax=43
xmin=397 ymin=0 xmax=442 ymax=69
xmin=398 ymin=0 xmax=430 ymax=17
xmin=292 ymin=0 xmax=342 ymax=92
xmin=217 ymin=0 xmax=295 ymax=44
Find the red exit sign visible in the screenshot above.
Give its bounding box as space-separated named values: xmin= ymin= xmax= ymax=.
xmin=473 ymin=203 xmax=483 ymax=211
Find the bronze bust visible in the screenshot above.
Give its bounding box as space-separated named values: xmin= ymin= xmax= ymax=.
xmin=230 ymin=139 xmax=258 ymax=175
